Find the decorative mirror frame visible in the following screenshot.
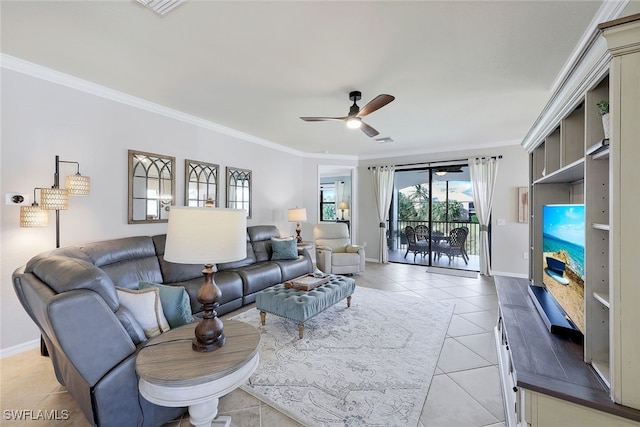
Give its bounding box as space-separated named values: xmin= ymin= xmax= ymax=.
xmin=128 ymin=149 xmax=176 ymax=224
xmin=184 ymin=159 xmax=219 ymax=207
xmin=226 ymin=166 xmax=252 ymax=219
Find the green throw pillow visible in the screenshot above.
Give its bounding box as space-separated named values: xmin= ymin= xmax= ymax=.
xmin=139 ymin=282 xmax=194 ymax=328
xmin=271 ymin=237 xmax=298 ymax=261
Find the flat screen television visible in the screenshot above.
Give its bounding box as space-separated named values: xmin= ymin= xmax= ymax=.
xmin=541 ymin=204 xmax=585 ymax=334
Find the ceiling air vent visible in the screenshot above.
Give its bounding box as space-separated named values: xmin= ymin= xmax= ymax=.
xmin=137 ymin=0 xmax=187 ymax=16
xmin=375 ymin=137 xmax=394 ymax=144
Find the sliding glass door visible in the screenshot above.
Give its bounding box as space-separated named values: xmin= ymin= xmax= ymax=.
xmin=388 ymin=165 xmax=480 ymax=271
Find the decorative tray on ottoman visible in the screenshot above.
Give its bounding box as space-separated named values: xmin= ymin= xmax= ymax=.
xmin=284 ymin=273 xmax=330 ymax=291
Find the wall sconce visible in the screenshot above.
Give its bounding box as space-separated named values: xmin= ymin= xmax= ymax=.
xmin=20 ymin=188 xmax=49 ymax=228
xmin=22 ymin=155 xmax=90 ymax=247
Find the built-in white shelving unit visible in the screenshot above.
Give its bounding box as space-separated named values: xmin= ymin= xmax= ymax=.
xmin=496 ymin=13 xmax=640 ymax=427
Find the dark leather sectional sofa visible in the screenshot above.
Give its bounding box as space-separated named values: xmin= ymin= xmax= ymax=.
xmin=12 ymin=225 xmax=313 ymax=427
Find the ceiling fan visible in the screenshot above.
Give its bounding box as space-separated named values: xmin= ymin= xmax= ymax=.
xmin=300 ymin=91 xmax=395 ymax=138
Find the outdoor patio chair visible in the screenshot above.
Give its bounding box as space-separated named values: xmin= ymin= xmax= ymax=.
xmin=404 ymin=225 xmax=429 ymax=262
xmin=437 ymin=227 xmax=469 ymax=265
xmin=415 ymin=224 xmax=429 ymax=241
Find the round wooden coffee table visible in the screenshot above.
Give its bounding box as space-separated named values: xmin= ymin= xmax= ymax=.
xmin=136 ymin=320 xmax=260 ymax=427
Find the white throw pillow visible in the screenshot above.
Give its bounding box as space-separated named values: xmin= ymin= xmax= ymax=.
xmin=116 ymin=287 xmax=171 ymax=338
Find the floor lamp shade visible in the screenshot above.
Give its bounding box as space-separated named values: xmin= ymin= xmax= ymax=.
xmin=40 ymin=188 xmax=69 ymax=210
xmin=66 ymin=174 xmax=91 ymax=196
xmin=20 ymin=205 xmax=49 ymax=227
xmin=164 ymin=207 xmax=247 ymax=264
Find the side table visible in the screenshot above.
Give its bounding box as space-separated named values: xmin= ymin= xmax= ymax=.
xmin=136 ymin=320 xmax=260 ymax=427
xmin=297 ymin=240 xmax=314 ymax=251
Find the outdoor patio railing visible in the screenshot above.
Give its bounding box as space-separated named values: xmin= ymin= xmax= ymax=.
xmin=388 ymin=220 xmax=480 ymax=256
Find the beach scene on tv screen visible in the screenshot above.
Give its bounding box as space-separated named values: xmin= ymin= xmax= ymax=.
xmin=542 ymin=204 xmax=585 ymax=333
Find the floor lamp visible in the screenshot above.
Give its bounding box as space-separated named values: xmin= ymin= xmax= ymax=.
xmin=40 ymin=155 xmax=90 ymax=248
xmin=164 ymin=207 xmax=247 ymax=352
xmin=21 ymin=155 xmax=89 ymax=356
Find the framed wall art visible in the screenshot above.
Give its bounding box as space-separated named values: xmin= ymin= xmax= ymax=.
xmin=185 ymin=159 xmax=219 ymax=207
xmin=226 ymin=166 xmax=252 ymax=218
xmin=128 ymin=150 xmax=175 ymax=224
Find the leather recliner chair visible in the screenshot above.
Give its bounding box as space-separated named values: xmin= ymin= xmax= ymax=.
xmin=313 ymin=223 xmax=365 ymax=274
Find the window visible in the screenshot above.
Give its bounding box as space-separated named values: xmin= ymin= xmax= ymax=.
xmin=320 ymin=185 xmax=336 ymax=221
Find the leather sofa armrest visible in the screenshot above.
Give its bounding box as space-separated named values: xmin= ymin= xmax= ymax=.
xmin=346 ymin=245 xmax=363 ymax=253
xmin=48 ymin=290 xmax=136 ymax=386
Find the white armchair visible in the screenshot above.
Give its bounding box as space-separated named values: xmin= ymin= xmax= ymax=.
xmin=313 ymin=223 xmax=365 ymax=274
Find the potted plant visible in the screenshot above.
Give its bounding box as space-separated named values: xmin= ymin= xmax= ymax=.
xmin=597 ymin=100 xmax=610 ymax=139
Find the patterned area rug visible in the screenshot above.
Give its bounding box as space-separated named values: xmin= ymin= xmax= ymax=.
xmin=232 ymin=286 xmax=454 ymax=427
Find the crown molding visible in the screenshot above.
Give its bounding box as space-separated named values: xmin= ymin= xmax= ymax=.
xmin=1 ymin=53 xmax=352 ymax=159
xmin=521 ymin=0 xmax=627 ymax=152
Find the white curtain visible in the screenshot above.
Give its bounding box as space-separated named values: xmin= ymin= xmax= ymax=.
xmin=335 ymin=180 xmax=345 ymax=210
xmin=469 ymin=157 xmax=499 ymax=275
xmin=370 ymin=166 xmax=395 ymax=263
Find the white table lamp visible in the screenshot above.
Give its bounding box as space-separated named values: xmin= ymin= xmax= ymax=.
xmin=338 ymin=201 xmax=349 ymax=221
xmin=287 ymin=207 xmax=307 ymax=243
xmin=164 ymin=206 xmax=246 ymax=352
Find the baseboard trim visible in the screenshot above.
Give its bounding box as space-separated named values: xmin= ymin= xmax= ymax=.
xmin=0 ymin=339 xmax=40 ymax=359
xmin=426 ymin=267 xmax=479 ymax=278
xmin=491 ymin=271 xmax=528 ymax=279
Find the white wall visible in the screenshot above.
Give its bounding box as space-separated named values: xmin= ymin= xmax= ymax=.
xmin=0 ymin=65 xmax=527 ymax=354
xmin=357 ymin=144 xmax=530 ymax=277
xmin=0 ymin=69 xmax=308 ymax=352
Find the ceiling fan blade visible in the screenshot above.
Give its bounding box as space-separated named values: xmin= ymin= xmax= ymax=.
xmin=300 ymin=116 xmax=347 ymax=122
xmin=360 ymin=121 xmax=379 ymax=138
xmin=356 ymin=94 xmax=395 ymax=118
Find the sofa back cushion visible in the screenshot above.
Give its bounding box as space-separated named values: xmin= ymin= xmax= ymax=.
xmin=26 ymin=255 xmax=119 ymax=311
xmin=152 ymin=235 xmax=204 ymax=283
xmin=248 ymin=225 xmax=281 ymax=262
xmin=80 ymin=237 xmax=163 ymax=289
xmin=216 ymin=232 xmax=257 ymax=270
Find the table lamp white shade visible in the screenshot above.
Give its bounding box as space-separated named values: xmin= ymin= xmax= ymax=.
xmin=287 ymin=207 xmax=307 ymax=223
xmin=338 ymin=201 xmax=348 ymax=210
xmin=164 ymin=207 xmax=247 ymax=264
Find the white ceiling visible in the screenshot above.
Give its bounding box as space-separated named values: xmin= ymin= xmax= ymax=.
xmin=1 ymin=1 xmax=615 ymax=159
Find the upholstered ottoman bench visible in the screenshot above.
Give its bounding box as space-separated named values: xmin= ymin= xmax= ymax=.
xmin=256 ymin=275 xmax=356 ymax=339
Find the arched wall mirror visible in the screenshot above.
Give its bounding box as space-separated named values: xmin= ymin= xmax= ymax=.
xmin=185 ymin=159 xmax=219 ymax=207
xmin=128 ymin=150 xmax=175 ymax=223
xmin=226 ymin=166 xmax=252 ymax=218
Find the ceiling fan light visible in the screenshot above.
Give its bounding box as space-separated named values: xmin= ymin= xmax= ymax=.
xmin=346 ymin=118 xmax=362 ymax=129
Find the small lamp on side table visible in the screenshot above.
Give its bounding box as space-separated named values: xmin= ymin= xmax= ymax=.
xmin=338 ymin=201 xmax=349 ymax=221
xmin=288 ymin=207 xmax=307 ymax=243
xmin=164 ymin=207 xmax=247 ymax=352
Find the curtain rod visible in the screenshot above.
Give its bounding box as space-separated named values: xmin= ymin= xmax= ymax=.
xmin=367 ymin=155 xmax=502 ymax=170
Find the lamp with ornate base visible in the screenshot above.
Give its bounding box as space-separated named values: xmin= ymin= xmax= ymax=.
xmin=164 ymin=206 xmax=246 ymax=352
xmin=338 ymin=201 xmax=349 ymax=221
xmin=287 ymin=207 xmax=307 ymax=243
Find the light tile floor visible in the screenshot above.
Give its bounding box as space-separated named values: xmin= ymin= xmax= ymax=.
xmin=0 ymin=262 xmax=506 ymax=426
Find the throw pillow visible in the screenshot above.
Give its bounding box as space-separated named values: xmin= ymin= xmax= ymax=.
xmin=139 ymin=281 xmax=194 ymax=328
xmin=116 ymin=287 xmax=171 ymax=338
xmin=271 ymin=237 xmax=298 ymax=260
